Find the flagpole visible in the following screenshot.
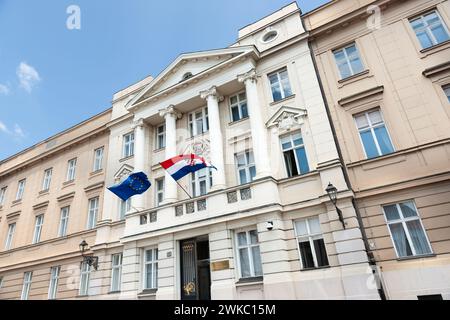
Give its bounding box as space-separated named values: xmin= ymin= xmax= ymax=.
xmin=175 ymin=180 xmax=192 ymax=199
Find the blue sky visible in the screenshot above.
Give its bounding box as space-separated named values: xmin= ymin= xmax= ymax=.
xmin=0 ymin=0 xmax=329 ymax=160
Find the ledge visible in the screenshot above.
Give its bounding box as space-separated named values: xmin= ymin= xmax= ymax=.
xmin=269 ymin=94 xmax=295 ymax=106
xmin=235 ymin=276 xmax=263 ymax=286
xmin=89 ymin=169 xmax=104 ymax=178
xmin=337 ymin=69 xmax=370 ymax=85
xmin=32 ymin=200 xmax=49 ymax=211
xmin=422 ymin=61 xmax=450 ymax=78
xmin=57 ymin=191 xmax=76 ymax=202
xmin=228 ymin=116 xmax=249 ymax=127
xmin=420 ymin=39 xmax=450 ymax=55
xmin=397 ymin=253 xmax=436 ymax=262
xmin=119 ymin=155 xmax=134 ymax=163
xmin=38 ymin=190 xmax=50 ymax=197
xmin=62 ymin=180 xmax=75 ymax=188
xmin=300 ymin=265 xmax=331 ymax=272
xmin=138 ymin=288 xmax=158 ymax=297
xmin=338 ymin=85 xmax=384 ymax=107
xmin=84 ymin=181 xmax=104 ymax=193
xmin=6 ymin=210 xmax=21 ymax=220
xmin=11 ymin=199 xmax=22 ymax=206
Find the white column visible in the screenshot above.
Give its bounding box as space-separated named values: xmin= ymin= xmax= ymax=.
xmin=132 ymin=118 xmax=146 ymax=210
xmin=238 ymin=69 xmax=271 ymax=178
xmin=200 ymin=86 xmax=226 ymax=190
xmin=159 ymin=105 xmax=181 ymax=203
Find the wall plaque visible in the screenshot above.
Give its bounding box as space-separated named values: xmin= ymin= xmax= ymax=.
xmin=211 ymin=260 xmax=230 ymax=271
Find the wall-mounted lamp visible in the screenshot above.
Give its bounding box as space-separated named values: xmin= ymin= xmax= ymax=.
xmin=79 ymin=240 xmax=99 ymax=270
xmin=266 ymin=221 xmax=274 ymax=231
xmin=325 ymin=182 xmax=346 ymax=229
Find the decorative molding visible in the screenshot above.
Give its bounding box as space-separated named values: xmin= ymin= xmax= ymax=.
xmin=422 ymin=61 xmax=450 ymax=78
xmin=32 ymin=201 xmax=49 ymax=211
xmin=237 ymin=68 xmax=257 ymax=84
xmin=338 ymin=85 xmax=384 ymax=107
xmin=114 ymin=164 xmax=134 ymax=182
xmin=158 ymin=105 xmax=182 ymax=119
xmin=131 ymin=118 xmax=145 ymax=129
xmin=57 ymin=191 xmax=76 ymax=202
xmin=6 ymin=210 xmax=21 ymax=221
xmin=199 ymin=85 xmax=224 ymax=101
xmin=266 ymin=106 xmax=307 ymax=131
xmin=84 ymin=182 xmax=105 ymax=193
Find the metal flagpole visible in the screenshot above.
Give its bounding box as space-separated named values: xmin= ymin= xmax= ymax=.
xmin=174 ymin=179 xmax=192 ymax=199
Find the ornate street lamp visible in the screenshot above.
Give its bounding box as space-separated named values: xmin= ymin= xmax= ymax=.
xmin=325 ymin=182 xmax=346 ymax=229
xmin=79 ymin=240 xmax=99 ymax=270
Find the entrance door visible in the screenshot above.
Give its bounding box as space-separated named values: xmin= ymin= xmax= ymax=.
xmin=180 ymin=237 xmax=211 ymax=300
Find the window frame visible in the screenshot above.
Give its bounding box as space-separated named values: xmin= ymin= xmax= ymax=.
xmin=4 ymin=222 xmax=16 ymax=250
xmin=332 ymin=42 xmax=365 ymax=79
xmin=87 ymin=197 xmax=99 ymax=229
xmin=294 ymin=217 xmax=329 ymax=269
xmin=122 ymin=132 xmax=135 ymax=158
xmin=48 ymin=266 xmax=61 ymax=300
xmin=280 ymin=131 xmax=310 ymax=177
xmin=190 ymin=168 xmax=213 ymax=197
xmin=16 ymin=179 xmax=26 ymax=200
xmin=235 ymin=150 xmax=256 ymax=185
xmin=443 ymin=84 xmax=450 ymax=103
xmin=235 ymin=229 xmax=263 ymax=279
xmin=382 ymin=201 xmax=433 ymax=258
xmin=409 ymin=9 xmax=450 ymax=49
xmin=267 ymin=67 xmax=293 ymax=102
xmin=155 ymin=177 xmax=165 ymax=206
xmin=155 ymin=124 xmax=166 ymax=149
xmin=21 ymin=271 xmax=33 ymax=300
xmin=354 ymin=109 xmax=395 ymax=159
xmin=110 ymin=253 xmax=123 ymax=292
xmin=32 ymin=214 xmax=44 ymax=244
xmin=0 ymin=186 xmax=7 ymax=205
xmin=93 ymin=147 xmax=104 ymax=172
xmin=58 ymin=206 xmax=70 ymax=237
xmin=143 ymin=247 xmax=158 ymax=290
xmin=188 ymin=106 xmax=209 ymax=137
xmin=229 ymin=91 xmax=248 ymax=122
xmin=66 ymin=158 xmax=77 ymax=182
xmin=42 ymin=168 xmax=53 ymax=191
xmin=119 ymin=198 xmax=131 ymax=220
xmin=79 ymin=262 xmax=91 ymax=296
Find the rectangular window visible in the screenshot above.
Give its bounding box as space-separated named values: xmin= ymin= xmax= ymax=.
xmin=191 ymin=168 xmax=213 ymax=197
xmin=144 ymin=248 xmax=158 ymax=289
xmin=236 ymin=230 xmax=263 ymax=278
xmin=119 ymin=198 xmax=131 ymax=220
xmin=93 ymin=147 xmax=104 ymax=172
xmin=410 ymin=10 xmax=450 ymax=49
xmin=156 ymin=177 xmax=165 ymax=206
xmin=156 ymin=124 xmax=166 ymax=149
xmin=123 ymin=132 xmax=135 ymax=158
xmin=268 ymin=68 xmax=292 ymax=102
xmin=48 ymin=266 xmax=60 ymax=300
xmin=280 ymin=132 xmax=310 ymax=177
xmin=229 ymin=92 xmax=248 ymax=122
xmin=42 ymin=168 xmax=52 ymax=191
xmin=333 ymin=43 xmax=365 ymax=79
xmin=383 ymin=201 xmax=432 ymax=258
xmin=16 ymin=179 xmax=26 ymax=200
xmin=66 ymin=158 xmax=77 ymax=181
xmin=87 ymin=197 xmax=99 ymax=229
xmin=235 ymin=151 xmax=256 ymax=185
xmin=32 ymin=215 xmax=44 ymax=244
xmin=58 ymin=206 xmax=70 ymax=237
xmin=354 ymin=109 xmax=394 ymax=159
xmin=21 ymin=272 xmax=33 ymax=300
xmin=0 ymin=276 xmax=3 ymax=289
xmin=294 ymin=217 xmax=329 ymax=269
xmin=0 ymin=186 xmax=6 ymax=205
xmin=188 ymin=107 xmax=209 ymax=137
xmin=110 ymin=253 xmax=123 ymax=292
xmin=443 ymin=84 xmax=450 ymax=102
xmin=79 ymin=262 xmax=91 ymax=296
xmin=4 ymin=223 xmax=16 ymax=250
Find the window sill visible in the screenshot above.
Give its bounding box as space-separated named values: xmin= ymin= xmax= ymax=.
xmin=269 ymin=94 xmax=295 ymax=106
xmin=89 ymin=169 xmax=104 ymax=178
xmin=337 ymin=69 xmax=370 ymax=86
xmin=300 ymin=265 xmax=330 ymax=272
xmin=62 ymin=180 xmax=75 ymax=188
xmin=153 ymin=147 xmax=165 ymax=153
xmin=228 ymin=116 xmax=249 ymax=127
xmin=108 ymin=290 xmax=121 ymax=294
xmin=38 ymin=190 xmax=50 ymax=196
xmin=419 ymin=39 xmax=450 ymax=57
xmin=119 ymin=155 xmax=134 ymax=162
xmin=11 ymin=199 xmax=22 ymax=206
xmin=138 ymin=288 xmax=158 ymax=297
xmin=235 ymin=276 xmax=263 ymax=286
xmin=397 ymin=253 xmax=436 ymax=261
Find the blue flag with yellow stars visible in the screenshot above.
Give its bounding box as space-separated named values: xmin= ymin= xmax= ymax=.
xmin=107 ymin=172 xmax=151 ymax=201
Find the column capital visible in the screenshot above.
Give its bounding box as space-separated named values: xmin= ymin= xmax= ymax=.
xmin=237 ymin=68 xmax=257 ymax=84
xmin=159 ymin=105 xmax=182 ymax=119
xmin=200 ymin=85 xmax=224 ymax=101
xmin=132 ymin=117 xmax=145 ymax=129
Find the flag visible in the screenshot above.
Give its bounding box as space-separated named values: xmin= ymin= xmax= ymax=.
xmin=160 ymin=154 xmax=216 ymax=181
xmin=107 ymin=172 xmax=151 ymax=201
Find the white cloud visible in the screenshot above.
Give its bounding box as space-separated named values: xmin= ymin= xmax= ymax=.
xmin=0 ymin=121 xmax=26 ymax=139
xmin=16 ymin=62 xmax=41 ymax=93
xmin=13 ymin=124 xmax=25 ymax=138
xmin=0 ymin=83 xmax=10 ymax=95
xmin=0 ymin=121 xmax=10 ymax=134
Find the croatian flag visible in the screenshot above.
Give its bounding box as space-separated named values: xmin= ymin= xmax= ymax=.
xmin=160 ymin=154 xmax=216 ymax=181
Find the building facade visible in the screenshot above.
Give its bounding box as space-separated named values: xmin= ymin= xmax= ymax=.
xmin=0 ymin=110 xmax=111 ymax=299
xmin=304 ymin=0 xmax=450 ymax=300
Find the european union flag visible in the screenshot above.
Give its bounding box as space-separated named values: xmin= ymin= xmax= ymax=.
xmin=107 ymin=172 xmax=151 ymax=201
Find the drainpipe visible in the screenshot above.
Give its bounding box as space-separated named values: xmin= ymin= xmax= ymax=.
xmin=300 ymin=14 xmax=387 ymax=300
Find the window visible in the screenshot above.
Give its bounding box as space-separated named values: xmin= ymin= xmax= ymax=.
xmin=182 ymin=72 xmax=193 ymax=81
xmin=281 ymin=132 xmax=310 ymax=177
xmin=58 ymin=206 xmax=70 ymax=237
xmin=66 ymin=158 xmax=77 ymax=181
xmin=410 ymin=10 xmax=450 ymax=49
xmin=443 ymin=85 xmax=450 ymax=102
xmin=41 ymin=168 xmax=52 ymax=191
xmin=188 ymin=107 xmax=209 ymax=137
xmin=87 ymin=197 xmax=99 ymax=229
xmin=191 ymin=168 xmax=213 ymax=197
xmin=261 ymin=30 xmax=278 ymax=43
xmin=235 ymin=151 xmax=256 ymax=185
xmin=119 ymin=198 xmax=131 ymax=220
xmin=354 ymin=109 xmax=394 ymax=159
xmin=16 ymin=179 xmax=26 ymax=200
xmin=144 ymin=248 xmax=158 ymax=289
xmin=4 ymin=223 xmax=16 ymax=250
xmin=93 ymin=147 xmax=104 ymax=172
xmin=79 ymin=262 xmax=91 ymax=296
xmin=156 ymin=124 xmax=166 ymax=149
xmin=48 ymin=266 xmax=60 ymax=300
xmin=383 ymin=201 xmax=432 ymax=258
xmin=21 ymin=272 xmax=33 ymax=300
xmin=0 ymin=276 xmax=3 ymax=289
xmin=156 ymin=177 xmax=165 ymax=206
xmin=268 ymin=68 xmax=292 ymax=102
xmin=0 ymin=186 xmax=6 ymax=205
xmin=294 ymin=217 xmax=329 ymax=269
xmin=333 ymin=43 xmax=364 ymax=79
xmin=229 ymin=92 xmax=248 ymax=122
xmin=123 ymin=132 xmax=135 ymax=157
xmin=110 ymin=253 xmax=123 ymax=292
xmin=236 ymin=230 xmax=262 ymax=278
xmin=32 ymin=215 xmax=44 ymax=244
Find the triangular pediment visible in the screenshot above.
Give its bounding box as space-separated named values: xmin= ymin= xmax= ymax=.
xmin=129 ymin=46 xmax=259 ymax=109
xmin=113 ymin=164 xmax=134 ymax=182
xmin=266 ymin=106 xmax=307 ymax=131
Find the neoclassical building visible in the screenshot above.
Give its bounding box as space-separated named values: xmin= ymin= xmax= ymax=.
xmin=304 ymin=0 xmax=450 ymax=300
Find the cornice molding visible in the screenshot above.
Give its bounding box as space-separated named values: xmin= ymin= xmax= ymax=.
xmin=84 ymin=182 xmax=104 ymax=193
xmin=57 ymin=191 xmax=76 ymax=202
xmin=338 ymin=85 xmax=384 ymax=107
xmin=32 ymin=200 xmax=49 ymax=211
xmin=422 ymin=61 xmax=450 ymax=78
